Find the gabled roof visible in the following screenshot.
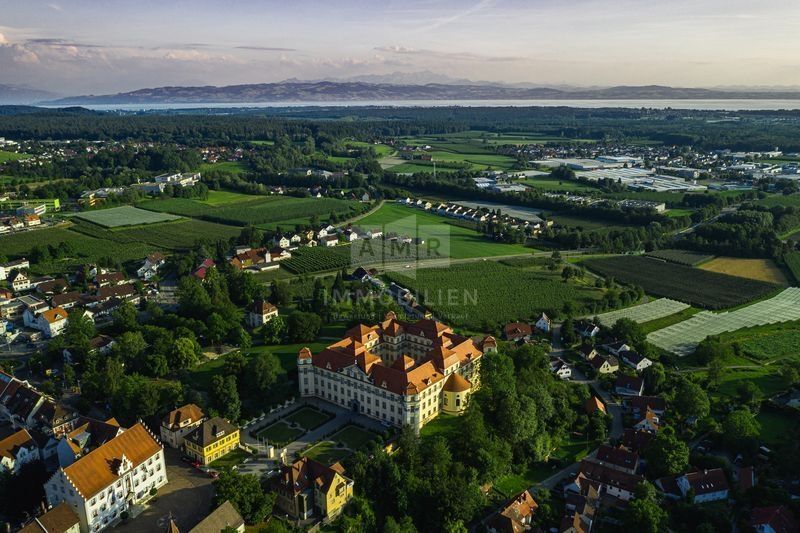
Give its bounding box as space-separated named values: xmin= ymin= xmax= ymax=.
xmin=184 ymin=417 xmax=237 ymax=448
xmin=620 ymin=429 xmax=654 ymax=455
xmin=615 ymin=374 xmax=644 ymax=391
xmin=683 ymin=468 xmax=729 ymax=495
xmin=585 ymin=396 xmax=606 ymax=415
xmin=162 ymin=403 xmax=205 ymax=430
xmin=188 ymin=500 xmax=245 ymax=533
xmin=594 ymin=445 xmax=639 ymax=471
xmin=279 ymin=456 xmax=349 ymax=496
xmin=250 ymin=299 xmax=277 ymax=315
xmin=18 ymin=502 xmax=80 ymax=533
xmin=40 ymin=307 xmax=69 ymax=324
xmin=490 ymin=490 xmax=538 ymax=533
xmin=0 ymin=428 xmax=36 ymax=459
xmin=750 ymin=506 xmax=798 ymax=533
xmin=61 ymin=422 xmax=162 ymax=499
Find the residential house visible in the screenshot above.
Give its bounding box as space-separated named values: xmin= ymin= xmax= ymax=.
xmin=160 ymin=404 xmax=206 ymax=450
xmin=620 ymin=350 xmax=653 ymax=371
xmin=51 ymin=291 xmax=83 ymax=310
xmin=0 ymin=428 xmax=40 ymax=473
xmin=487 ymin=490 xmax=538 ymax=533
xmin=535 ymin=313 xmax=551 ymax=333
xmin=43 ymin=423 xmax=167 ymax=533
xmin=136 ymin=252 xmax=166 ymax=281
xmin=95 ymin=272 xmax=126 ymax=288
xmin=36 ymin=278 xmax=70 ymax=296
xmin=626 ymin=396 xmax=666 ymax=418
xmin=588 ymin=355 xmax=619 ymax=375
xmin=0 ymin=258 xmax=30 ymax=281
xmin=367 ymin=228 xmax=383 ymax=239
xmin=188 ymin=500 xmax=245 ymax=533
xmin=579 ymin=345 xmax=598 ymax=361
xmin=632 ymin=408 xmax=661 ymax=433
xmin=229 ymin=248 xmax=271 ymax=271
xmin=560 ymin=490 xmax=595 ymax=533
xmin=591 ymin=444 xmax=639 ymax=475
xmin=18 ymin=502 xmax=81 ymax=533
xmin=657 ymin=468 xmax=729 ymax=503
xmin=32 ymin=399 xmax=80 ymax=438
xmin=321 ymin=235 xmax=339 ymax=247
xmin=274 ymin=235 xmax=291 ymax=249
xmin=343 ymin=229 xmax=359 ymax=242
xmin=585 ymin=396 xmax=606 ymax=416
xmin=503 ymin=322 xmax=532 ymax=342
xmin=620 ymin=428 xmax=655 ymax=456
xmin=750 ymin=505 xmax=798 ymax=533
xmin=9 ymin=270 xmax=31 ymax=292
xmin=194 ymin=259 xmax=216 ymax=280
xmin=550 ymin=358 xmax=572 ymax=379
xmin=269 ymin=247 xmax=291 ymax=261
xmin=289 ymin=234 xmax=303 ymax=245
xmin=183 ymin=417 xmax=240 ymax=466
xmin=24 ymin=214 xmax=41 ymax=227
xmin=96 ymin=284 xmax=136 ymax=303
xmin=37 ymin=307 xmax=69 ymax=338
xmin=566 ymin=459 xmax=644 ymax=502
xmin=614 ymin=375 xmax=644 ymax=396
xmin=89 ymin=335 xmax=116 ymax=356
xmin=247 ymin=300 xmax=279 ymax=329
xmin=55 ymin=417 xmax=123 ymax=468
xmin=575 ymin=321 xmax=600 ymax=338
xmin=601 ymin=341 xmax=631 ymax=357
xmin=275 ymin=457 xmax=354 ymax=520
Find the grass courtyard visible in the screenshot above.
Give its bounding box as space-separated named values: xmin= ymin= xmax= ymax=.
xmin=256 ymin=421 xmax=305 ymax=447
xmin=302 ymin=425 xmax=379 ymax=466
xmin=208 ymin=447 xmax=253 ymax=469
xmin=283 ymin=407 xmax=332 ymax=431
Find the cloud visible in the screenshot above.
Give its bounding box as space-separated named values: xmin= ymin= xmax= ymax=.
xmin=26 ymin=38 xmax=106 ymax=49
xmin=236 ymin=45 xmax=297 ymax=52
xmin=413 ymin=0 xmax=496 ymax=32
xmin=47 ymin=3 xmax=63 ymax=11
xmin=0 ymin=33 xmax=7 ymax=45
xmin=374 ymin=45 xmax=524 ymax=63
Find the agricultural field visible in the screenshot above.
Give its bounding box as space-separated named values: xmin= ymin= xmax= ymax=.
xmin=383 ymin=137 xmax=517 ymax=171
xmin=69 ymin=218 xmax=240 ymax=250
xmin=647 ymin=287 xmax=800 ymax=356
xmin=355 ymin=203 xmax=529 ymax=259
xmin=282 ymin=240 xmax=436 ymax=274
xmin=594 ymin=298 xmax=690 ymax=327
xmin=139 ymin=195 xmax=365 ymax=228
xmin=754 ymin=194 xmax=800 ymax=208
xmin=76 ymin=206 xmax=181 ymax=228
xmin=199 ymin=190 xmax=256 ymax=205
xmin=785 ymin=251 xmax=800 ymax=283
xmin=282 ymin=246 xmax=353 ymax=274
xmin=583 ymin=255 xmax=778 ymax=309
xmin=0 ymin=150 xmax=30 ymax=163
xmin=346 ymin=141 xmax=394 ymax=157
xmin=198 ymin=161 xmax=248 ymax=175
xmin=699 ymin=257 xmax=788 ymax=285
xmin=386 ymin=260 xmax=605 ymax=330
xmin=645 ymin=249 xmax=714 ymax=266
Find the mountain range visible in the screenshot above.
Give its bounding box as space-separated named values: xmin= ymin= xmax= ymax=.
xmin=42 ymin=81 xmax=800 ymax=105
xmin=0 ymin=84 xmax=60 ymax=105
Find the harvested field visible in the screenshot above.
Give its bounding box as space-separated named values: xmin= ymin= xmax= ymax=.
xmin=699 ymin=257 xmax=788 ymax=285
xmin=645 ymin=249 xmax=714 ymax=266
xmin=76 ymin=206 xmax=180 ymax=228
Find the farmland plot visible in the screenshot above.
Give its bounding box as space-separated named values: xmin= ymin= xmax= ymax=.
xmin=645 ymin=249 xmax=714 ymax=266
xmin=647 ymin=287 xmax=800 ymax=356
xmin=594 ymin=298 xmax=690 ymax=327
xmin=76 ymin=206 xmax=180 ymax=228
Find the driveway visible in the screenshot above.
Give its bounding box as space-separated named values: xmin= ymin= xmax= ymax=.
xmin=114 ymin=448 xmax=215 ymax=533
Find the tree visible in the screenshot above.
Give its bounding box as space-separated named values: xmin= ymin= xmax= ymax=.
xmin=672 ymin=380 xmax=710 ymax=420
xmin=113 ymin=331 xmax=147 ymax=369
xmin=269 ymin=280 xmax=291 ymax=306
xmin=211 ymin=374 xmax=241 ymax=421
xmin=624 ymin=482 xmax=667 ymax=533
xmin=611 ymin=318 xmax=646 ymax=348
xmin=214 ymin=469 xmax=274 ymax=524
xmin=249 ymin=351 xmax=281 ymax=393
xmin=694 ymin=336 xmax=731 ymax=365
xmin=384 ymin=516 xmax=417 ymax=533
xmin=561 ymin=317 xmax=577 ymax=345
xmin=287 ymin=312 xmax=322 ymax=343
xmin=263 ymin=315 xmax=287 ymax=344
xmin=645 ymin=427 xmax=689 ymax=478
xmin=112 ymin=301 xmax=139 ymax=332
xmin=643 ymin=363 xmax=665 ymax=395
xmin=170 ymin=336 xmax=201 ymax=371
xmin=781 ymin=364 xmax=800 ymax=388
xmin=736 ymin=381 xmax=764 ymax=413
xmin=207 ymin=312 xmax=230 ymax=347
xmin=723 ymin=408 xmax=761 ymax=454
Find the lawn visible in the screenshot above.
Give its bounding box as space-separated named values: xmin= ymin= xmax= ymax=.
xmin=302 ymin=441 xmax=351 ymax=466
xmin=551 ymin=213 xmax=633 ymax=231
xmin=0 ymin=150 xmax=30 ymax=163
xmin=640 ymin=306 xmax=700 ymax=334
xmin=283 ymin=407 xmax=332 ymax=431
xmin=255 ymin=421 xmax=304 ymax=447
xmin=755 ymin=194 xmax=800 ymax=208
xmin=699 ymin=257 xmax=788 ymax=285
xmin=208 ymin=448 xmax=252 ymax=469
xmin=419 ymin=413 xmax=461 ymax=443
xmin=387 ymin=162 xmax=459 ymax=174
xmin=756 ymin=410 xmax=798 ymax=448
xmin=329 ymin=425 xmax=378 ymax=449
xmin=493 ymin=464 xmax=554 ymax=498
xmin=76 ymin=206 xmax=181 ymax=228
xmin=355 ymin=203 xmax=529 ymax=259
xmin=521 ymin=176 xmax=600 ymax=193
xmin=198 ymin=161 xmax=248 ymax=175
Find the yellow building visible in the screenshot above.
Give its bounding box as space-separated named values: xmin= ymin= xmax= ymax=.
xmin=183 ymin=417 xmax=239 ymax=466
xmin=442 ymin=372 xmax=472 ymax=415
xmin=275 ymin=457 xmax=354 ymax=520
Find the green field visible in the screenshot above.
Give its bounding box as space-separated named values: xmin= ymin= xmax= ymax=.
xmin=521 ymin=176 xmax=600 ymax=193
xmin=584 ymin=255 xmax=778 ymax=309
xmin=198 ymin=161 xmax=248 ymax=175
xmin=355 ymin=203 xmax=529 ymax=259
xmin=256 ymin=421 xmax=304 ymax=447
xmin=200 ymin=190 xmax=256 ymax=205
xmin=69 ymin=218 xmax=240 ymax=250
xmin=139 ymin=195 xmax=365 ymax=228
xmin=785 ymin=251 xmax=800 ymax=283
xmin=386 ymin=260 xmax=605 ymax=329
xmin=346 ymin=141 xmax=394 ymax=157
xmin=645 ymin=249 xmax=714 ymax=266
xmin=76 ymin=206 xmax=181 ymax=228
xmin=755 ymin=194 xmax=800 ymax=208
xmin=0 ymin=150 xmax=30 ymax=163
xmin=283 ymin=407 xmax=332 ymax=431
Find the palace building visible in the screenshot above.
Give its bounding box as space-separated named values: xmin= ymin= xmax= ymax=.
xmin=297 ymin=313 xmax=495 ymax=432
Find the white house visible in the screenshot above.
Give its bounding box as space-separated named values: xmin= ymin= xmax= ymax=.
xmin=535 ymin=313 xmax=551 ymax=333
xmin=44 ymin=423 xmax=167 ymax=533
xmin=0 ymin=428 xmax=40 ymax=473
xmin=550 ymin=358 xmax=572 ymax=379
xmin=160 ymin=404 xmax=205 ymax=450
xmin=247 ymin=300 xmax=279 ymax=328
xmin=0 ymin=259 xmax=30 ymax=281
xmin=662 ymin=469 xmax=729 ymax=503
xmin=620 ymin=351 xmax=653 ymax=371
xmin=136 ymin=252 xmax=166 ymax=281
xmin=37 ymin=307 xmax=69 ymax=338
xmin=321 ymin=235 xmax=339 ymax=247
xmin=9 ymin=271 xmax=30 ymax=292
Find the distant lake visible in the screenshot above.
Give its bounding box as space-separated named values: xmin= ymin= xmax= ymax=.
xmin=44 ymin=99 xmax=800 ymax=112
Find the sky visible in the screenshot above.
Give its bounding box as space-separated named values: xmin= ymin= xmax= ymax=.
xmin=1 ymin=0 xmax=800 ymax=95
